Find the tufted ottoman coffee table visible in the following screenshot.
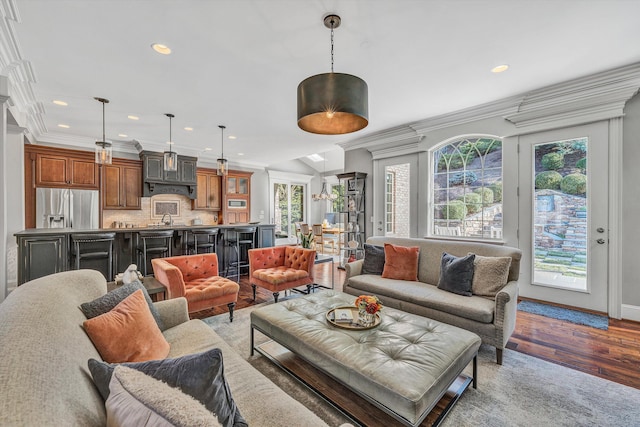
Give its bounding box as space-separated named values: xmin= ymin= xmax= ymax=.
xmin=250 ymin=291 xmax=481 ymax=427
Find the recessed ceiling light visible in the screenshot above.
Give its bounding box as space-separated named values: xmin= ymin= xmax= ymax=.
xmin=228 ymin=135 xmax=237 ymax=140
xmin=127 ymin=115 xmax=139 ymax=120
xmin=204 ymin=147 xmax=213 ymax=151
xmin=166 ymin=141 xmax=174 ymax=145
xmin=151 ymin=43 xmax=171 ymax=55
xmin=184 ymin=127 xmax=193 ymax=131
xmin=307 ymin=153 xmax=324 ymax=162
xmin=237 ymin=153 xmax=244 ymax=156
xmin=118 ymin=133 xmax=128 ymax=138
xmin=57 ymin=124 xmax=70 ymax=128
xmin=491 ymin=64 xmax=509 ymax=73
xmin=52 ymin=100 xmax=68 ymax=106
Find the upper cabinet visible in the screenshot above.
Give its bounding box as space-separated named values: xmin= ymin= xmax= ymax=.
xmin=222 ymin=170 xmax=252 ymax=224
xmin=140 ymin=151 xmax=197 ymax=185
xmin=193 ymin=168 xmax=222 ymax=211
xmin=102 ymin=159 xmax=142 ymax=210
xmin=140 ymin=151 xmax=197 ymax=199
xmin=35 ymin=152 xmax=99 ymax=189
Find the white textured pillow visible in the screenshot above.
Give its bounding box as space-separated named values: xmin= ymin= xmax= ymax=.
xmin=106 ymin=366 xmax=222 ymax=427
xmin=470 ymin=254 xmax=512 ymax=297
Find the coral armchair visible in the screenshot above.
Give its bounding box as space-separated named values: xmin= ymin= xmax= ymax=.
xmin=248 ymin=246 xmax=316 ymax=303
xmin=151 ymin=253 xmax=239 ymax=321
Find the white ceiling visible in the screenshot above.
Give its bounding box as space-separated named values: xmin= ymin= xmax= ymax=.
xmin=8 ymin=0 xmax=640 ymax=171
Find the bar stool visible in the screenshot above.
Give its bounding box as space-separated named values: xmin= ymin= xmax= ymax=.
xmin=225 ymin=226 xmax=257 ymax=282
xmin=188 ymin=228 xmax=220 ymax=255
xmin=70 ymin=233 xmax=116 ymax=281
xmin=136 ymin=230 xmax=173 ymax=276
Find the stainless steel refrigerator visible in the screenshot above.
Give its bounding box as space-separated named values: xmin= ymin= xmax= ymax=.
xmin=35 ymin=188 xmax=100 ymax=229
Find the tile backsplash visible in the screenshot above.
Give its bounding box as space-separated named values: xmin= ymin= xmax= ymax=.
xmin=102 ymin=194 xmax=218 ymax=228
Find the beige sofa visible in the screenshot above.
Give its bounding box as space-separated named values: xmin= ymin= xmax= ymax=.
xmin=0 ymin=270 xmax=329 ymax=426
xmin=344 ymin=237 xmax=522 ymax=364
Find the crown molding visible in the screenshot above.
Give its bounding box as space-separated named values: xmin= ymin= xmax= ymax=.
xmin=410 ymin=96 xmax=523 ymax=134
xmin=338 ymin=124 xmax=421 ymax=152
xmin=504 ymin=62 xmax=640 ymax=133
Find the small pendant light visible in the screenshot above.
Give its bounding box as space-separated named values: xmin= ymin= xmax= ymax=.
xmin=312 ymin=153 xmax=338 ymax=201
xmin=164 ymin=113 xmax=178 ymax=172
xmin=217 ymin=125 xmax=228 ymax=176
xmin=94 ymin=97 xmax=112 ymax=165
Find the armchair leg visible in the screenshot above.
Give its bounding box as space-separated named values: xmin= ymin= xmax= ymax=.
xmin=227 ymin=302 xmax=236 ymax=322
xmin=273 ymin=292 xmax=280 ymax=303
xmin=496 ymin=348 xmax=503 ymax=365
xmin=252 ymin=284 xmax=257 ymax=301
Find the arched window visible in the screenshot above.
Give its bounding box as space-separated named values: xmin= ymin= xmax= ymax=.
xmin=431 ymin=136 xmax=503 ymax=239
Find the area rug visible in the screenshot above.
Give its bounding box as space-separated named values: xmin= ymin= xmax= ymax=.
xmin=518 ymin=300 xmax=609 ymax=330
xmin=205 ymin=303 xmax=640 ymax=427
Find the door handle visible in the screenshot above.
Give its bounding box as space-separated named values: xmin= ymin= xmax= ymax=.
xmin=596 ymin=238 xmax=605 ymax=244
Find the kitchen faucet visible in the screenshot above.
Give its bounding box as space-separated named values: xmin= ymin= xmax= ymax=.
xmin=161 ymin=213 xmax=173 ymax=226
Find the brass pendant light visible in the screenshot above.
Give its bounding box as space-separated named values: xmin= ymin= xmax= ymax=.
xmin=297 ymin=14 xmax=368 ymax=135
xmin=163 ymin=113 xmax=178 ymax=172
xmin=94 ymin=97 xmax=112 ymax=164
xmin=217 ymin=125 xmax=228 ymax=176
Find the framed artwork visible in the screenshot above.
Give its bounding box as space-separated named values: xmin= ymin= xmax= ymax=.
xmin=347 ymin=179 xmax=364 ymax=193
xmin=152 ymin=200 xmax=180 ymax=218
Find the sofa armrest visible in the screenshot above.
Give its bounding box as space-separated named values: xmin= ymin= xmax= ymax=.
xmin=154 ymin=297 xmax=189 ymax=330
xmin=152 ymin=259 xmax=186 ymax=300
xmin=345 ymin=259 xmax=364 ymax=281
xmin=494 ymin=281 xmax=519 ymax=340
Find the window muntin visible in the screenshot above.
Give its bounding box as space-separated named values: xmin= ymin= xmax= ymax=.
xmin=432 ymin=137 xmax=503 ymax=239
xmin=385 ymin=171 xmax=395 ymax=234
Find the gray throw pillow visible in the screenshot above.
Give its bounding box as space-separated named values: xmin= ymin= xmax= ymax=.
xmin=80 ymin=280 xmax=164 ymax=331
xmin=437 ymin=252 xmax=475 ymax=296
xmin=362 ymin=244 xmax=385 ymax=275
xmin=88 ymin=348 xmax=247 ymax=427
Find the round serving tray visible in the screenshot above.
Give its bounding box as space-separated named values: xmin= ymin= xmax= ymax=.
xmin=326 ymin=306 xmax=381 ymax=330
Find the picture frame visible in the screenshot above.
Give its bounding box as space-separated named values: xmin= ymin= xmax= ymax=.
xmin=347 ymin=179 xmax=363 ymax=193
xmin=152 ymin=200 xmax=180 ymax=218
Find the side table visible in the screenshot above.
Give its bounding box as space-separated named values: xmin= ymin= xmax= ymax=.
xmin=107 ymin=276 xmax=167 ymax=302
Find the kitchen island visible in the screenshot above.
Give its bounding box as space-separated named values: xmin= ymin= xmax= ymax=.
xmin=14 ymin=224 xmax=275 ymax=285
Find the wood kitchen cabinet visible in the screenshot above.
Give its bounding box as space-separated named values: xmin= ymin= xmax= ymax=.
xmin=193 ymin=168 xmax=221 ymax=211
xmin=34 ymin=151 xmax=99 ymax=189
xmin=17 ymin=233 xmax=68 ymax=284
xmin=222 ymin=170 xmax=252 ymax=224
xmin=102 ymin=159 xmax=142 ymax=210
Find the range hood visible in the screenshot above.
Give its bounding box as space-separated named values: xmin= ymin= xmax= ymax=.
xmin=140 ymin=151 xmax=198 ymax=199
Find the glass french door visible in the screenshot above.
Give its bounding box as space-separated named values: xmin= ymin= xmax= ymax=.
xmin=519 ymin=122 xmax=608 ymax=312
xmin=273 ymin=182 xmax=305 ymax=245
xmin=374 ymin=155 xmax=418 ymax=237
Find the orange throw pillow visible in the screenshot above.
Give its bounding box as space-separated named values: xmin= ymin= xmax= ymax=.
xmin=83 ymin=289 xmax=170 ymax=363
xmin=381 ymin=243 xmax=420 ymax=281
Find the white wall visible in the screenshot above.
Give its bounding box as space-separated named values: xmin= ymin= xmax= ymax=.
xmin=622 ymin=93 xmax=640 ymax=307
xmin=4 ymin=130 xmax=24 ymax=297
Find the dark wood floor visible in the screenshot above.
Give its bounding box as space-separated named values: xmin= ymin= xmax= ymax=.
xmin=191 ymin=261 xmax=640 ymax=390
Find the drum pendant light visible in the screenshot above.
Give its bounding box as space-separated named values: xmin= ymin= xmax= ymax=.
xmin=297 ymin=14 xmax=368 ymax=135
xmin=94 ymin=97 xmax=112 ymax=165
xmin=163 ymin=113 xmax=178 ymax=172
xmin=217 ymin=125 xmax=228 ymax=176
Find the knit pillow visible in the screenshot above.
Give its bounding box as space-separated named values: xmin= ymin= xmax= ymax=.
xmin=106 ymin=366 xmax=222 ymax=427
xmin=470 ymin=253 xmax=512 ymax=297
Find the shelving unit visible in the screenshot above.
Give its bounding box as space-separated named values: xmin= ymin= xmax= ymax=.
xmin=336 ymin=172 xmax=367 ymax=268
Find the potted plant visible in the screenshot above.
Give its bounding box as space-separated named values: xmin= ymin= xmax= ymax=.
xmin=298 ymin=231 xmax=314 ymax=249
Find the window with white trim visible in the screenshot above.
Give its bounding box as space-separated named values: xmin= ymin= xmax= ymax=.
xmin=431 ymin=136 xmax=503 ymax=239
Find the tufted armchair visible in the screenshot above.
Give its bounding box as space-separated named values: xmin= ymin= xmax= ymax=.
xmin=248 ymin=246 xmax=316 ymax=303
xmin=151 ymin=253 xmax=239 ymax=321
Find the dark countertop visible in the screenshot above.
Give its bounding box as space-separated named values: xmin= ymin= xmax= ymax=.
xmin=15 ymin=223 xmax=273 ymax=236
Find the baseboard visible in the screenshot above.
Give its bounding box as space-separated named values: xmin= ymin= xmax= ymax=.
xmin=621 ymin=304 xmax=640 ymax=322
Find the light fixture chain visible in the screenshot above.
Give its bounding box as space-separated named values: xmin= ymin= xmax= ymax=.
xmin=102 ymin=100 xmax=106 ymax=142
xmin=330 ymin=20 xmax=334 ymax=73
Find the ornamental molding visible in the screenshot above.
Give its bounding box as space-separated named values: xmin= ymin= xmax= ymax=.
xmin=337 ymin=124 xmax=420 ymax=152
xmin=370 ymin=141 xmax=424 ymax=160
xmin=504 ymin=63 xmax=640 ymax=133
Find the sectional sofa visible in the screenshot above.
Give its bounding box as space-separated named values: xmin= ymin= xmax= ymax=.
xmin=0 ymin=270 xmax=330 ymax=426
